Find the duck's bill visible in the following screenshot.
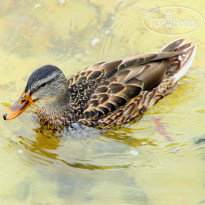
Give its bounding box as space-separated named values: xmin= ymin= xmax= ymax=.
xmin=3 ymin=91 xmax=35 ymax=120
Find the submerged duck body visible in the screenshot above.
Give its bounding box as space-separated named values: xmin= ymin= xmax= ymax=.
xmin=3 ymin=39 xmax=196 ymax=127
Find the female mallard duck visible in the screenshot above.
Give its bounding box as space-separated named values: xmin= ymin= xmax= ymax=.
xmin=3 ymin=39 xmax=195 ymax=127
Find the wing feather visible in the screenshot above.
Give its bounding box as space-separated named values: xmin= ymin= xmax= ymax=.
xmin=68 ymin=39 xmax=193 ymax=123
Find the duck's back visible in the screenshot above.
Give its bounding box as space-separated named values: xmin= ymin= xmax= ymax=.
xmin=66 ymin=39 xmax=195 ymax=127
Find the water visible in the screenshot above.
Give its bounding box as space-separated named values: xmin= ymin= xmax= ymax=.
xmin=0 ymin=0 xmax=205 ymax=204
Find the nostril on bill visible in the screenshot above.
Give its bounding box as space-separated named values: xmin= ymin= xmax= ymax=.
xmin=21 ymin=99 xmax=26 ymax=103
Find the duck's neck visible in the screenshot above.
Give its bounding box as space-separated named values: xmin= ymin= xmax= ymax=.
xmin=41 ymin=92 xmax=70 ymax=111
xmin=36 ymin=92 xmax=75 ymax=126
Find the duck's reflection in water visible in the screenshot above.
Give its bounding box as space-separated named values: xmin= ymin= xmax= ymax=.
xmin=6 ymin=125 xmax=149 ymax=204
xmin=8 ymin=121 xmax=161 ymax=170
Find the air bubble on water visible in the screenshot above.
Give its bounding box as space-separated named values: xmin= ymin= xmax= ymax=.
xmin=130 ymin=150 xmax=139 ymax=156
xmin=177 ymin=196 xmax=181 ymax=200
xmin=17 ymin=150 xmax=23 ymax=154
xmin=59 ymin=0 xmax=65 ymax=4
xmin=91 ymin=38 xmax=100 ymax=47
xmin=105 ymin=30 xmax=111 ymax=34
xmin=35 ymin=4 xmax=41 ymax=9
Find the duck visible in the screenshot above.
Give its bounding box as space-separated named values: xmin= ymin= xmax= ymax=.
xmin=3 ymin=38 xmax=196 ymax=128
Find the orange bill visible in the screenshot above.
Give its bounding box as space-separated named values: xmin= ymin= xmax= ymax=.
xmin=3 ymin=90 xmax=35 ymax=120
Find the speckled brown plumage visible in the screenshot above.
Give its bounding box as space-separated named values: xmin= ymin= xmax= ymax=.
xmin=3 ymin=39 xmax=196 ymax=128
xmin=35 ymin=39 xmax=196 ymax=127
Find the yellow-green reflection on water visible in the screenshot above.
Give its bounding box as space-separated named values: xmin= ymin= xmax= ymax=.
xmin=0 ymin=0 xmax=205 ymax=204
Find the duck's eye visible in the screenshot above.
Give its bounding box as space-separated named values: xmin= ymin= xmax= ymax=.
xmin=40 ymin=83 xmax=47 ymax=87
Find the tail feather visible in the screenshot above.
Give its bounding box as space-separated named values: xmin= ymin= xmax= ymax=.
xmin=162 ymin=39 xmax=196 ymax=81
xmin=160 ymin=38 xmax=186 ymax=52
xmin=175 ymin=45 xmax=196 ymax=81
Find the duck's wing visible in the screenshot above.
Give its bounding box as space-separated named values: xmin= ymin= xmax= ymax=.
xmin=76 ymin=39 xmax=195 ymax=125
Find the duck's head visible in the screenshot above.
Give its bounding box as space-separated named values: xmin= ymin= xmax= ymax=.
xmin=3 ymin=65 xmax=68 ymax=120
